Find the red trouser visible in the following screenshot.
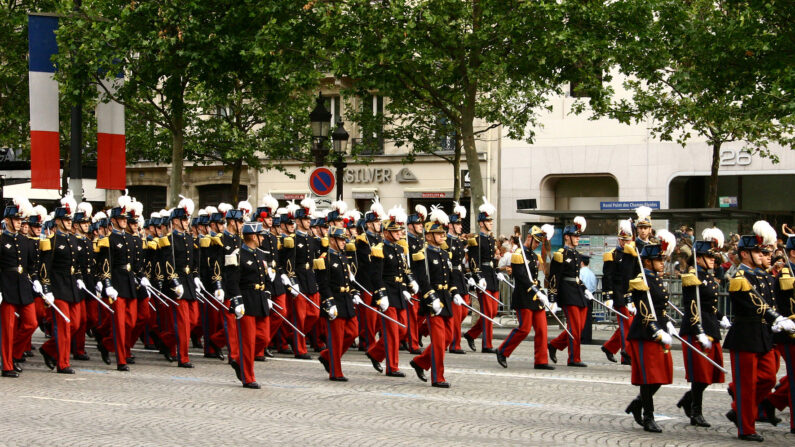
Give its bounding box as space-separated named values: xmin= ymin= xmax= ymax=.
xmin=320 ymin=316 xmax=358 ymax=379
xmin=602 ymin=306 xmax=632 ymax=355
xmin=498 ymin=308 xmax=548 ymax=364
xmin=235 ymin=314 xmax=269 ymax=384
xmin=41 ymin=300 xmax=82 ymax=369
xmin=128 ymin=298 xmax=151 ymax=351
xmin=199 ymin=300 xmax=222 ymax=355
xmin=464 ymin=290 xmax=499 ymax=349
xmin=729 ymin=349 xmax=778 ymax=436
xmin=161 ymin=299 xmax=199 ymax=364
xmin=210 ymin=298 xmax=239 ymax=360
xmin=71 ymin=300 xmax=88 ymax=356
xmin=367 ymin=307 xmax=407 ymax=374
xmin=290 ymin=291 xmax=320 ymax=356
xmin=85 ymin=298 xmax=100 ymax=332
xmin=0 ymin=302 xmax=37 ymax=371
xmin=449 ymin=293 xmax=470 ymax=351
xmin=101 ymin=297 xmax=135 ymax=366
xmin=549 ymin=305 xmax=587 ymax=363
xmin=360 ymin=292 xmax=379 ymax=350
xmin=405 ymin=295 xmax=421 ymax=351
xmin=764 ymin=344 xmax=795 ymax=430
xmin=266 ymin=294 xmax=288 ymax=348
xmin=413 ymin=315 xmax=453 ymax=384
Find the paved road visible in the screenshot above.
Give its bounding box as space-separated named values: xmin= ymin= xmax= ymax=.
xmin=1 ymin=332 xmax=792 ymax=446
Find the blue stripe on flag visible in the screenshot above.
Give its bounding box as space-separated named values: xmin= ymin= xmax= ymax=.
xmin=28 ymin=15 xmax=59 ymax=73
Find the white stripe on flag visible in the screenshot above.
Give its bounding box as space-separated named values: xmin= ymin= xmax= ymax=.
xmin=96 ymin=78 xmax=125 ymax=135
xmin=29 ymin=71 xmax=59 ymax=132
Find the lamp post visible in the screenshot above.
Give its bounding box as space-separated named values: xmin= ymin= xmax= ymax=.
xmin=331 ymin=121 xmax=349 ymax=200
xmin=309 ymin=93 xmax=331 ymax=167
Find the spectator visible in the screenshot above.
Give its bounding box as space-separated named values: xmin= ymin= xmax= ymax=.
xmin=771 ymin=255 xmax=786 ymax=277
xmin=579 ymin=256 xmax=597 ymax=293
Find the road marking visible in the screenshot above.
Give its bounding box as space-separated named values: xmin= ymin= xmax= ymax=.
xmin=20 ymin=395 xmax=127 ymax=406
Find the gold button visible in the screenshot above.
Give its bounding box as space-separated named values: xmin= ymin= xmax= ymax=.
xmin=126 ymin=263 xmax=131 ymax=271
xmin=17 ymin=266 xmax=23 ymax=274
xmin=184 ymin=266 xmax=191 ymax=274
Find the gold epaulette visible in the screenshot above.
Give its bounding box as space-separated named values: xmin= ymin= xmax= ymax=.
xmin=356 ymin=233 xmax=367 ymax=243
xmin=211 ymin=236 xmax=223 ymax=246
xmin=603 ymin=249 xmax=614 ymax=262
xmin=97 ymin=237 xmax=110 ymax=249
xmin=467 ymin=237 xmax=478 ymax=247
xmin=440 ymin=242 xmax=449 ymax=250
xmin=39 ymin=238 xmax=52 ymax=251
xmin=412 ymin=251 xmax=425 ymax=262
xmin=729 ymin=271 xmax=752 ymax=292
xmin=199 ymin=237 xmax=211 ymax=248
xmin=282 ymin=236 xmax=294 ymax=249
xmin=552 ymin=249 xmax=564 ymax=263
xmin=370 ymin=243 xmax=384 ymax=258
xmin=511 ymin=249 xmax=524 ymax=265
xmin=629 ymin=273 xmax=649 ymax=291
xmin=313 ymin=258 xmax=326 ymax=270
xmin=624 ymin=242 xmax=637 ymax=257
xmin=345 ymin=242 xmax=356 ymax=252
xmin=146 ymin=240 xmax=159 ymax=250
xmin=779 ymin=267 xmax=794 ymax=291
xmin=157 ymin=236 xmax=171 ymax=248
xmin=448 ymin=251 xmax=453 ymax=259
xmin=321 ymin=237 xmax=329 ymax=248
xmin=681 ymin=272 xmax=702 ymax=287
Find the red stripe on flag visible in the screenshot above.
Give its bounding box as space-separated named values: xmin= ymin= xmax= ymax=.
xmin=96 ymin=133 xmax=126 ymax=190
xmin=30 ymin=130 xmax=60 ymax=189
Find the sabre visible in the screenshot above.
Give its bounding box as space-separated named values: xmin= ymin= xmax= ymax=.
xmin=24 ymin=275 xmax=70 ymax=322
xmin=351 ymin=277 xmax=372 ymax=296
xmin=196 ymin=289 xmax=220 ymax=312
xmin=271 ymin=309 xmax=305 ymax=337
xmin=498 ymin=276 xmax=515 ymax=289
xmin=145 ymin=284 xmax=179 ymax=306
xmin=197 ymin=282 xmax=229 ymax=311
xmin=78 ymin=284 xmax=114 ymax=313
xmin=295 ymin=290 xmax=321 ymax=310
xmin=671 ymin=331 xmax=728 ymax=374
xmin=148 ymin=301 xmax=157 ymax=311
xmin=459 ymin=300 xmax=503 ymax=326
xmin=357 ymin=301 xmax=406 ymax=328
xmin=590 ymin=295 xmax=630 ymax=320
xmin=691 ymin=241 xmax=705 ymax=336
xmin=668 ymin=301 xmax=685 ymax=317
xmin=471 ymin=281 xmax=502 ymax=304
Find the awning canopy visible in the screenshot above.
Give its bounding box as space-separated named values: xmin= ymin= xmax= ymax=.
xmin=4 ymin=179 xmax=106 ymax=203
xmin=517 ymin=208 xmax=784 ymax=220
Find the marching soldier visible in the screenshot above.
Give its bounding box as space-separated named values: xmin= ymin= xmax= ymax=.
xmin=1 ymin=197 xmax=38 ymax=378
xmin=22 ymin=204 xmax=47 ymax=361
xmin=366 ymin=205 xmax=410 ymax=377
xmin=125 ymin=199 xmax=149 ymax=361
xmin=39 ymin=192 xmax=85 ymax=374
xmin=404 ymin=205 xmax=426 ymax=354
xmin=354 ymin=199 xmax=385 ymax=351
xmin=197 ymin=207 xmax=225 ymax=360
xmin=226 ymin=222 xmax=273 ymax=389
xmin=256 ymin=195 xmax=287 ymax=358
xmin=408 ymin=206 xmax=456 ymax=387
xmin=70 ymin=202 xmax=95 ymax=361
xmin=446 ymin=202 xmax=469 ymax=354
xmin=601 ymin=219 xmax=637 ymax=365
xmin=496 ymin=225 xmax=555 ymax=370
xmin=463 ymin=197 xmax=501 ymax=353
xmin=675 ymin=228 xmax=729 ymax=427
xmin=547 ymin=216 xmax=589 ymax=367
xmin=624 ymin=231 xmax=677 ymax=433
xmin=724 ymin=221 xmax=795 ymax=441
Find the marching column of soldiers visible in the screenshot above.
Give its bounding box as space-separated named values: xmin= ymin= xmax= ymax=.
xmin=1 ymin=192 xmax=794 ymax=441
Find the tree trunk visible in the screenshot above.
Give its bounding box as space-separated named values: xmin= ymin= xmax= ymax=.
xmin=452 ymin=136 xmax=462 ymax=202
xmin=707 ymin=141 xmax=721 ymax=208
xmin=231 ymin=158 xmax=243 ymax=204
xmin=461 ymin=103 xmax=484 ymax=212
xmin=169 ymin=127 xmax=184 ymax=207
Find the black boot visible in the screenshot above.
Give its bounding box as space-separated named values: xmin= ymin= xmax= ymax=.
xmin=463 ymin=334 xmax=476 ymax=352
xmin=620 ymin=350 xmax=631 ymax=365
xmin=547 ymin=343 xmax=557 ymax=364
xmin=640 ymin=384 xmax=661 ymax=432
xmin=758 ymin=398 xmax=781 ymax=426
xmin=601 ymin=346 xmax=616 ymax=363
xmin=689 ymin=383 xmax=710 ymax=427
xmin=676 ymin=391 xmax=692 ymax=418
xmin=643 ymin=414 xmax=662 ymax=433
xmin=625 ymin=397 xmax=643 ymax=427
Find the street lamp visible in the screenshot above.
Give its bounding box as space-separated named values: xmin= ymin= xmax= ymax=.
xmin=331 ymin=121 xmax=350 ymax=200
xmin=309 ymin=93 xmax=332 ymax=167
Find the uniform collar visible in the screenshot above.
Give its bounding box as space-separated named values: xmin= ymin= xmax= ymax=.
xmin=383 ymin=239 xmax=395 ymax=247
xmin=3 ymin=229 xmax=16 ymax=236
xmin=241 ymin=244 xmax=255 ymax=253
xmin=296 ymin=229 xmax=307 ymax=236
xmin=479 ymin=231 xmax=490 ymax=237
xmin=408 ymin=232 xmax=418 ymax=240
xmin=112 ymin=228 xmax=124 ymax=235
xmin=329 ymin=247 xmax=339 ymax=255
xmin=644 ymin=268 xmax=657 ymax=277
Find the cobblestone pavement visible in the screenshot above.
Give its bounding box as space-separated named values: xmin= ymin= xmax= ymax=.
xmin=1 ymin=331 xmax=792 ymax=447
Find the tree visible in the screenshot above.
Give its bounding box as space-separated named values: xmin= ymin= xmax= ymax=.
xmin=589 ymin=0 xmax=795 ymax=207
xmin=314 ymin=0 xmax=612 ymax=211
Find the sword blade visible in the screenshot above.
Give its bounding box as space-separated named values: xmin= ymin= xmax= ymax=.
xmin=591 ymin=297 xmax=630 ymax=320
xmin=47 ymin=301 xmax=71 ymax=323
xmin=297 ymin=291 xmax=321 ymax=310
xmin=672 ymin=332 xmax=728 ymax=374
xmin=272 ymin=310 xmax=305 ymax=337
xmin=498 ymin=277 xmax=515 ymax=289
xmin=473 ymin=283 xmax=501 ymax=304
xmin=357 ymin=302 xmax=406 ymax=328
xmin=460 ymin=301 xmax=503 ymax=326
xmin=668 ymin=301 xmax=685 ymax=317
xmin=79 ymin=285 xmax=114 ymax=313
xmin=546 ymin=306 xmax=574 ymax=339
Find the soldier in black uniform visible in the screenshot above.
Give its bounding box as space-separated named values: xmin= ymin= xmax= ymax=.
xmin=624 ymin=236 xmax=677 ymax=433
xmin=256 ymin=195 xmax=286 ymax=358
xmin=318 ymin=226 xmax=362 ymax=381
xmin=548 ymin=217 xmax=589 ymax=367
xmin=0 ymin=197 xmax=38 ymax=378
xmin=70 ymin=202 xmax=95 ymax=361
xmin=497 ymin=226 xmax=554 ymax=370
xmin=125 ymin=200 xmax=150 ymax=362
xmin=446 ymin=202 xmax=469 ymax=354
xmin=408 ymin=206 xmax=456 ymax=388
xmin=39 ymin=193 xmax=85 ymax=374
xmin=463 ymin=198 xmax=500 ymax=353
xmin=355 ymin=200 xmax=385 ymax=351
xmin=404 ymin=205 xmax=426 ymax=354
xmin=226 ymin=222 xmax=273 ymax=389
xmin=197 ymin=207 xmax=225 ymax=360
xmin=724 ymin=224 xmax=795 ymax=442
xmin=601 ymin=219 xmax=638 ymax=365
xmin=160 ymin=197 xmax=201 ymax=368
xmin=366 ymin=205 xmax=410 ymax=377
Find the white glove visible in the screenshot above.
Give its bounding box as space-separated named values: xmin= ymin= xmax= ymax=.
xmin=453 ymin=294 xmax=465 ymax=306
xmin=267 ymin=299 xmax=274 ymax=310
xmin=281 ymin=274 xmax=291 ymax=286
xmin=328 ymin=305 xmax=338 ymax=320
xmin=289 ymin=282 xmax=300 ymax=297
xmin=431 ymin=298 xmax=443 ymax=315
xmin=654 ymin=329 xmax=672 ymax=346
xmin=268 ymin=268 xmax=276 ymax=282
xmin=697 ymin=333 xmax=712 ymax=350
xmin=353 ymin=294 xmax=364 ymax=306
xmin=626 ymin=302 xmax=637 ymax=315
xmin=174 ymin=284 xmax=184 ymax=299
xmin=139 ymin=277 xmax=152 ymax=288
xmin=604 ymin=299 xmax=613 ymax=309
xmin=772 ymin=316 xmax=795 ymax=333
xmin=409 ymin=280 xmax=419 ymax=294
xmin=0 ymin=292 xmax=3 ymax=304
xmin=496 ymin=272 xmax=507 ymax=283
xmin=43 ymin=292 xmax=55 ymax=306
xmin=76 ymin=279 xmax=86 ymax=291
xmin=719 ymin=315 xmax=731 ymax=329
xmin=96 ymin=281 xmax=103 ymax=294
xmin=349 ymin=271 xmax=356 ymax=282
xmin=402 ymin=290 xmax=413 ymax=303
xmin=214 ymin=288 xmax=225 ymax=303
xmin=234 ymin=303 xmax=245 ymax=319
xmin=467 ymin=277 xmax=477 ymax=288
xmin=548 ymin=302 xmax=558 ymax=314
xmin=193 ymin=277 xmax=202 ymax=290
xmin=537 ymin=290 xmax=550 ymax=308
xmin=224 ymin=249 xmax=239 ymax=266
xmin=584 ymin=289 xmax=595 ymax=301
xmin=106 ymin=286 xmax=119 ymax=301
xmin=666 ymin=321 xmax=678 ymax=336
xmin=32 ymin=280 xmax=43 ymax=294
xmin=478 ymin=278 xmax=487 ymax=290
xmin=378 ymin=296 xmax=389 ymax=312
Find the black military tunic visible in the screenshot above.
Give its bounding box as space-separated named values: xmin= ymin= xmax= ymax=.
xmin=680 ymin=266 xmax=723 ymax=340
xmin=220 ymin=230 xmax=243 ymax=297
xmin=317 ymin=248 xmax=355 ymax=319
xmin=548 ymin=246 xmax=587 ymax=307
xmin=226 ymin=245 xmax=271 ymax=317
xmin=724 ymin=264 xmax=781 ymax=353
xmin=414 ymin=244 xmax=454 ymax=318
xmin=628 ymin=270 xmax=672 ymax=341
xmin=161 ymin=230 xmax=199 ymax=300
xmin=602 ymin=244 xmax=635 ymax=308
xmin=355 ymin=231 xmax=381 ymax=302
xmin=40 ymin=230 xmax=83 ymax=302
xmin=199 ymin=232 xmax=223 ymax=290
xmin=510 ymin=246 xmax=545 ymax=311
xmin=446 ymin=234 xmax=468 ymax=296
xmin=75 ymin=234 xmax=96 ymax=301
xmin=97 ymin=229 xmax=138 ymax=299
xmin=773 ymin=266 xmax=794 ymax=345
xmin=469 ymin=232 xmax=498 ymax=291
xmin=369 ymin=239 xmax=409 ymax=310
xmin=0 ymin=230 xmax=38 ymax=305
xmin=259 ymin=231 xmax=286 ymax=297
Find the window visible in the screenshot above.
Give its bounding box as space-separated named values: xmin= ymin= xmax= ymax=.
xmin=357 ymin=95 xmax=384 ymax=155
xmin=322 ymin=95 xmax=342 ymax=132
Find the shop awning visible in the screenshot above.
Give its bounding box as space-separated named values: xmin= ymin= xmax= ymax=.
xmin=517 ymin=208 xmax=785 ymax=220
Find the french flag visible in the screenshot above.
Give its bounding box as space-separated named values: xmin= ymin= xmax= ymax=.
xmin=96 ymin=76 xmax=126 ymax=190
xmin=28 ymin=14 xmax=60 ymax=189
